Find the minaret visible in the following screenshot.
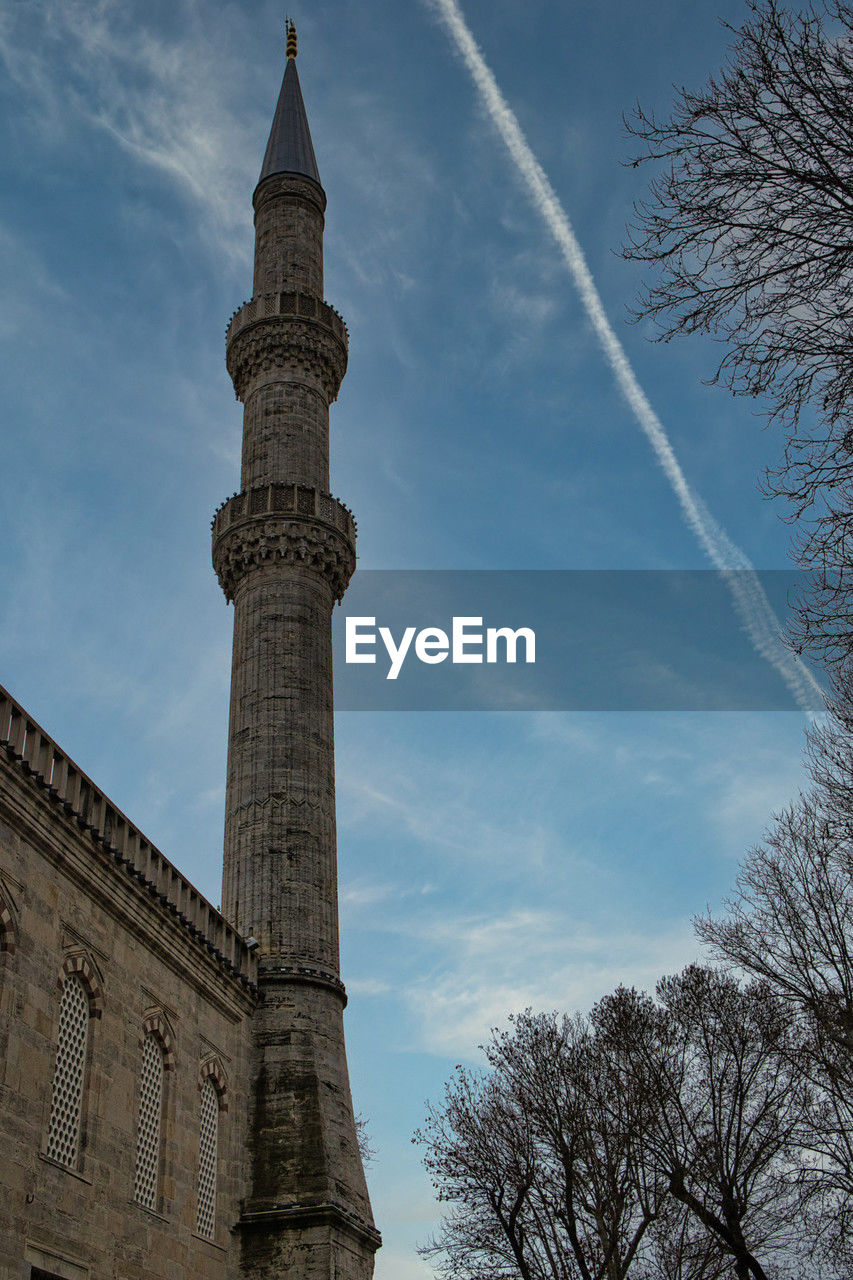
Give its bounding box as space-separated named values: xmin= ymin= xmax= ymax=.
xmin=212 ymin=22 xmax=380 ymax=1279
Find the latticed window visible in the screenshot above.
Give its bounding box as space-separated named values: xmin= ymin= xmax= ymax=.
xmin=196 ymin=1077 xmax=219 ymax=1238
xmin=134 ymin=1034 xmax=164 ymax=1209
xmin=45 ymin=973 xmax=90 ymax=1167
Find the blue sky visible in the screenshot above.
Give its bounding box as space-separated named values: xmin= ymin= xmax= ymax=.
xmin=0 ymin=1 xmax=817 ymax=1274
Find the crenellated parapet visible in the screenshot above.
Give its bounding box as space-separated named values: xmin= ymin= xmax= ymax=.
xmin=226 ymin=291 xmax=348 ymax=403
xmin=212 ymin=484 xmax=356 ymax=602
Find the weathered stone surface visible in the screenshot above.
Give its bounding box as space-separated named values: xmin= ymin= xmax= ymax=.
xmin=0 ymin=721 xmax=257 ymax=1280
xmin=252 ymin=174 xmax=326 ymax=298
xmin=226 ymin=312 xmax=348 ymax=407
xmin=212 ymin=506 xmax=355 ymax=604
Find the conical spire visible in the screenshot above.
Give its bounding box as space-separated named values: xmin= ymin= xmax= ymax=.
xmin=258 ymin=23 xmax=321 ymax=187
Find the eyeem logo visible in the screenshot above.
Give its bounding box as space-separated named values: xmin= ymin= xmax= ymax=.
xmin=346 ymin=616 xmax=536 ymax=680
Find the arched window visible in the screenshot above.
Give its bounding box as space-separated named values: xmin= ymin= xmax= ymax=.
xmin=45 ymin=972 xmax=90 ymax=1167
xmin=134 ymin=1033 xmax=165 ymax=1209
xmin=196 ymin=1076 xmax=220 ymax=1238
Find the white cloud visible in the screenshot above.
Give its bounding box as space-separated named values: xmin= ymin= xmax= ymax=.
xmin=0 ymin=0 xmax=256 ymax=264
xmin=491 ymin=280 xmax=559 ymax=329
xmin=339 ymin=739 xmax=581 ymax=874
xmin=342 ymin=880 xmax=398 ymax=909
xmin=347 ymin=977 xmax=393 ymax=997
xmin=713 ymin=766 xmax=804 ymax=853
xmin=402 ymin=906 xmax=699 ymax=1057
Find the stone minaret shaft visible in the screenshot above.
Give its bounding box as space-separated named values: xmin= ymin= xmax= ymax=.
xmin=212 ymin=25 xmax=380 ymax=1280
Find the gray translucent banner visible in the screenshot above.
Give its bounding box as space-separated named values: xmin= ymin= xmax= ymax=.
xmin=330 ymin=571 xmax=823 ymax=711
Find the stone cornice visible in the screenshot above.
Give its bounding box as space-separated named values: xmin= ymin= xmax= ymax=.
xmin=239 ymin=1202 xmax=382 ymax=1253
xmin=252 ymin=171 xmax=327 ymax=217
xmin=0 ymin=759 xmax=257 ymax=1021
xmin=0 ymin=684 xmax=258 ymax=1001
xmin=257 ymin=963 xmax=348 ymax=1005
xmin=212 ymin=484 xmax=356 ymax=541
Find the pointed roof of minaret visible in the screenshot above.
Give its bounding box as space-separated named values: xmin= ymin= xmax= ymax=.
xmin=258 ymin=20 xmax=321 ymax=187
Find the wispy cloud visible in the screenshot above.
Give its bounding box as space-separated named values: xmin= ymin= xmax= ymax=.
xmin=343 ymin=879 xmax=436 ymax=912
xmin=0 ymin=0 xmax=256 ymax=264
xmin=347 ymin=977 xmax=393 ymax=997
xmin=401 ymin=906 xmax=698 ymax=1056
xmin=339 ymin=747 xmax=572 ymax=873
xmin=325 ymin=89 xmax=438 ymax=297
xmin=714 ymin=767 xmax=804 ymax=853
xmin=0 ymin=221 xmax=68 ymax=337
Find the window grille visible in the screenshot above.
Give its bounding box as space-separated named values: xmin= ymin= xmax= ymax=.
xmin=134 ymin=1034 xmax=164 ymax=1209
xmin=45 ymin=973 xmax=89 ymax=1167
xmin=196 ymin=1077 xmax=219 ymax=1238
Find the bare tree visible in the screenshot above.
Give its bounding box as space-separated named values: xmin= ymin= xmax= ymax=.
xmin=355 ymin=1112 xmax=376 ymax=1165
xmin=623 ymin=0 xmax=853 ymax=668
xmin=417 ymin=1011 xmax=669 ymax=1280
xmin=642 ymin=1199 xmax=732 ymax=1280
xmin=698 ymin=695 xmax=853 ymax=1259
xmin=417 ymin=1061 xmax=566 ymax=1280
xmin=697 ymin=798 xmax=853 ymax=1053
xmin=488 ymin=1012 xmax=668 ymax=1280
xmin=418 ymin=975 xmax=835 ymax=1278
xmin=594 ymin=968 xmax=813 ymax=1280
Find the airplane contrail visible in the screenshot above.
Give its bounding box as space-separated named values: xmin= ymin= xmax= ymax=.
xmin=424 ymin=0 xmax=823 ymax=713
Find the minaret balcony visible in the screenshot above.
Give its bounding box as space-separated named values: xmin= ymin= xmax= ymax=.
xmin=225 ymin=291 xmax=349 ymax=403
xmin=211 ymin=484 xmax=356 ymax=603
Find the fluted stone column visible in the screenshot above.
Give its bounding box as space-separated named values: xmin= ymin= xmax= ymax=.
xmin=212 ymin=26 xmax=380 ymax=1280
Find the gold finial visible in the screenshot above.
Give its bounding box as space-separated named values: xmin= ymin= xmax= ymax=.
xmin=286 ymin=17 xmax=297 ymax=59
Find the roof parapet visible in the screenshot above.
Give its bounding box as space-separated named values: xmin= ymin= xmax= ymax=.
xmin=0 ymin=682 xmax=258 ymax=995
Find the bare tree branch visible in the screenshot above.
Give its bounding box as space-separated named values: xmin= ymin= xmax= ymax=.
xmin=623 ymin=0 xmax=853 ymax=669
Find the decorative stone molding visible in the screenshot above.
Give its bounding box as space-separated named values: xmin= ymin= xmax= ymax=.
xmin=226 ymin=290 xmax=347 ymax=347
xmin=59 ymin=953 xmax=103 ymax=1018
xmin=226 ymin=308 xmax=348 ymax=403
xmin=212 ymin=487 xmax=356 ymax=602
xmin=239 ymin=1202 xmax=382 ymax=1253
xmin=24 ymin=1243 xmax=90 ymax=1280
xmin=198 ymin=1057 xmax=228 ymax=1110
xmin=212 ymin=483 xmax=355 ymax=542
xmin=141 ymin=1011 xmax=176 ymax=1069
xmin=252 ymin=171 xmax=327 ymax=217
xmin=258 ymin=962 xmax=347 ymax=1005
xmin=0 ymin=880 xmax=17 ymax=957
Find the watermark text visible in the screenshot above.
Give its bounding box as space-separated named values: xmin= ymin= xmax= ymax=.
xmin=345 ymin=616 xmax=536 ymax=680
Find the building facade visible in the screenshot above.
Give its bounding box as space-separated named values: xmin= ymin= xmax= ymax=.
xmin=0 ymin=25 xmax=379 ymax=1280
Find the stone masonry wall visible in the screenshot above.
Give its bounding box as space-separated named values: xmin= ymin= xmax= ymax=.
xmin=0 ymin=729 xmax=257 ymax=1280
xmin=222 ymin=564 xmax=339 ymax=968
xmin=252 ymin=176 xmax=325 ymax=298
